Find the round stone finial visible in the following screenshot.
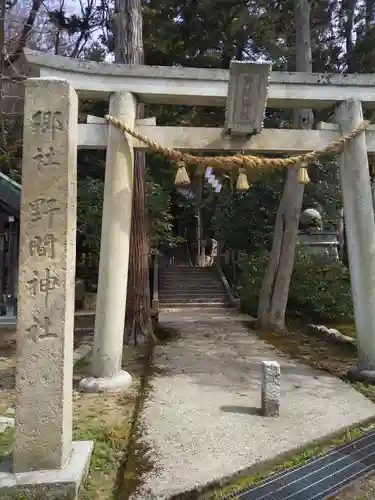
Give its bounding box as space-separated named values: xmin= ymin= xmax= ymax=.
xmin=299 ymin=208 xmax=322 ymax=232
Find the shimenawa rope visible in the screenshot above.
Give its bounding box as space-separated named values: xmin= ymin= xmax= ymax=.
xmin=104 ymin=114 xmax=373 ymax=189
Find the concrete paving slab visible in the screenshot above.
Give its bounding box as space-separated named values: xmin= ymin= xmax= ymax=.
xmin=131 ymin=310 xmax=375 ymax=500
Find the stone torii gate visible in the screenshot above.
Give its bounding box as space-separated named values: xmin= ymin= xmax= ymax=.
xmin=24 ymin=48 xmax=375 ymax=380
xmin=1 ymin=49 xmax=375 ymax=496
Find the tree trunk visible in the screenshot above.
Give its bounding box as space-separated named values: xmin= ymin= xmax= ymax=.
xmin=344 ymin=0 xmax=356 ymax=72
xmin=257 ymin=0 xmax=313 ymax=332
xmin=337 ymin=0 xmax=359 ymax=271
xmin=114 ymin=0 xmax=153 ymax=345
xmin=4 ymin=0 xmax=43 ymax=68
xmin=366 ymin=0 xmax=375 ymax=34
xmin=0 ymin=0 xmax=6 ymax=149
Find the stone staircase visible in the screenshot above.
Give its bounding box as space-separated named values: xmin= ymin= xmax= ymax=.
xmin=159 ymin=266 xmax=231 ymax=309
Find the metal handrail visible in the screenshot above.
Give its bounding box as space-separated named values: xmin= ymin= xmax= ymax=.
xmin=185 ymin=237 xmax=193 ymax=267
xmin=151 ymin=254 xmax=159 ymax=313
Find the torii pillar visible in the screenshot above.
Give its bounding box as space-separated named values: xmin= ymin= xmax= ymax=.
xmin=335 ymin=100 xmax=375 ymax=381
xmin=79 ymin=91 xmax=135 ymax=392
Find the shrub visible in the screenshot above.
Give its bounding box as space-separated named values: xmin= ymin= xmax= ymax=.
xmin=237 ymin=252 xmax=268 ymax=317
xmin=238 ymin=251 xmax=353 ymax=323
xmin=290 ymin=252 xmax=353 ymax=322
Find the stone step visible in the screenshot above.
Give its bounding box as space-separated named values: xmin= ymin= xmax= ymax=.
xmin=159 ymin=288 xmax=227 ymax=297
xmin=161 ymin=279 xmax=221 ymax=282
xmin=161 ymin=274 xmax=220 ymax=279
xmin=159 ymin=301 xmax=230 ymax=309
xmin=160 ymin=285 xmax=224 ymax=291
xmin=161 ymin=275 xmax=218 ymax=279
xmin=159 ymin=297 xmax=228 ymax=304
xmin=160 ymin=276 xmax=221 ymax=283
xmin=160 ymin=291 xmax=227 ymax=298
xmin=160 ymin=297 xmax=228 ymax=303
xmin=161 ymin=271 xmax=218 ymax=277
xmin=160 ymin=284 xmax=223 ymax=290
xmin=160 ymin=283 xmax=224 ymax=289
xmin=161 ymin=266 xmax=216 ymax=273
xmin=162 ymin=270 xmax=218 ymax=274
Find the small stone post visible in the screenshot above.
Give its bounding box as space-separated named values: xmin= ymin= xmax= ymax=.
xmin=79 ymin=92 xmax=135 ymax=392
xmin=0 ymin=78 xmax=93 ymax=496
xmin=335 ymin=100 xmax=375 ymax=378
xmin=261 ymin=361 xmax=280 ymax=417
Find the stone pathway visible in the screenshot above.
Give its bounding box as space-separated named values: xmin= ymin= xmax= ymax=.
xmin=131 ymin=309 xmax=375 ymax=500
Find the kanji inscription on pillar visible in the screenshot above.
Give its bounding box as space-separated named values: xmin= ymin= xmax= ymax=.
xmin=224 ymin=60 xmax=272 ymax=136
xmin=14 ymin=78 xmax=78 ymax=473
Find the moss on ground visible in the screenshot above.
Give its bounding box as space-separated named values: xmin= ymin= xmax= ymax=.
xmin=246 ymin=320 xmax=358 ymax=379
xmin=114 ymin=339 xmax=154 ymax=500
xmin=114 ymin=325 xmax=180 ymax=498
xmin=327 ymin=323 xmax=356 ymax=338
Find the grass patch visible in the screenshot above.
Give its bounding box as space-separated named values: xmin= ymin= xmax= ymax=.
xmin=115 ymin=340 xmax=156 ymax=499
xmin=115 ymin=424 xmax=155 ymax=498
xmin=0 ymin=341 xmax=149 ymax=500
xmin=0 ymin=427 xmax=13 ymax=459
xmin=73 ymin=388 xmax=137 ymax=500
xmin=203 ymin=421 xmax=375 ymax=499
xmin=75 ymin=345 xmax=149 ymax=500
xmin=0 ymin=389 xmax=138 ymax=500
xmin=0 ymin=339 xmax=16 ymax=416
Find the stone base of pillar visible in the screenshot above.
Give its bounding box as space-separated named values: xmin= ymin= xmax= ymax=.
xmin=79 ymin=370 xmax=132 ymax=393
xmin=0 ymin=440 xmax=93 ymax=499
xmin=347 ymin=365 xmax=375 ymax=384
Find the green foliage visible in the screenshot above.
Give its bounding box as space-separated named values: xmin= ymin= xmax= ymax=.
xmin=147 ymin=178 xmax=182 ymax=252
xmin=211 ymin=156 xmax=342 ymax=254
xmin=212 ymin=169 xmax=284 ymax=252
xmin=237 ymin=252 xmax=268 ymax=317
xmin=302 ymin=160 xmax=341 ymax=230
xmin=238 ymin=251 xmax=353 ymax=323
xmin=289 ymin=252 xmax=353 ymax=322
xmin=76 ymin=177 xmax=103 ymax=287
xmin=75 ymin=165 xmax=178 ymax=285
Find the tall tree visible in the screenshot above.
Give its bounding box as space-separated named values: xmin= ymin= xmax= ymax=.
xmin=114 ymin=0 xmax=153 ymax=345
xmin=257 ymin=0 xmax=314 ymax=331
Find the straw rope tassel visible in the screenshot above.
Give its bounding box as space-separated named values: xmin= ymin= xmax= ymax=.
xmin=296 ymin=162 xmax=310 ymax=184
xmin=174 ymin=161 xmax=191 ymax=185
xmin=236 ymin=168 xmax=250 ymax=191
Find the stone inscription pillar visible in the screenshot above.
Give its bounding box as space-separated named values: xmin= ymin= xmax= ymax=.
xmin=335 ymin=100 xmax=375 ymax=376
xmin=13 ymin=78 xmax=78 ymax=472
